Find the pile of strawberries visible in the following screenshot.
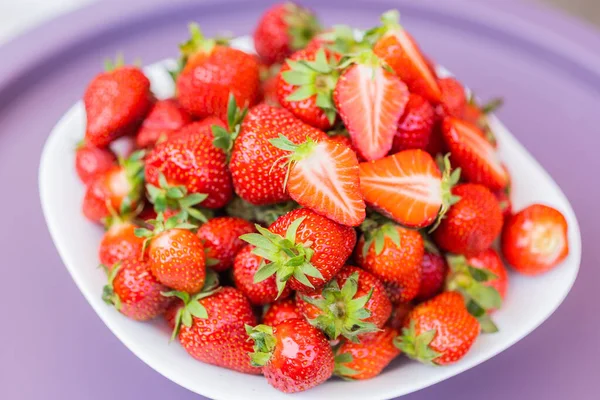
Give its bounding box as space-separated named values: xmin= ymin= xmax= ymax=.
xmin=75 ymin=3 xmax=570 ymax=394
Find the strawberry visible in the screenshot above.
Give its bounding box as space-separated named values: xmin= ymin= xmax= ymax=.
xmin=388 ymin=302 xmax=414 ymax=331
xmin=356 ymin=222 xmax=424 ymax=303
xmin=233 ymin=244 xmax=292 ymax=305
xmin=296 ymin=266 xmax=392 ymax=341
xmin=145 ymin=120 xmax=232 ymax=209
xmin=391 ymin=93 xmax=435 ymax=153
xmin=253 ymin=2 xmax=321 ymax=65
xmin=359 ymin=150 xmax=460 ymax=229
xmin=135 ymin=215 xmax=205 ymax=293
xmin=259 ymin=63 xmax=281 ymax=107
xmin=334 ymin=326 xmax=400 ymax=380
xmin=437 ymin=77 xmax=467 ymax=117
xmin=270 ymin=135 xmax=366 ymax=226
xmin=263 ymin=297 xmax=300 ymax=326
xmin=82 ymin=150 xmax=145 ymax=224
xmin=176 ymin=25 xmax=260 ymax=121
xmin=464 ymin=96 xmax=503 ymax=147
xmin=240 ymin=208 xmax=356 ymax=294
xmin=101 ymin=259 xmax=172 ymax=321
xmin=247 ymin=318 xmax=334 ymax=393
xmin=197 ymin=217 xmax=255 ymax=272
xmin=135 ymin=99 xmax=192 ymax=148
xmin=395 ymin=291 xmax=480 ymax=365
xmin=441 ymin=116 xmax=508 ymax=191
xmin=433 ymin=183 xmax=503 ymax=256
xmin=334 ymin=52 xmax=409 ymax=161
xmin=372 ymin=11 xmax=441 ymax=103
xmin=502 ymin=204 xmax=569 ymax=275
xmin=75 ymin=142 xmax=116 ymax=185
xmin=84 ymin=59 xmax=152 ymax=147
xmin=166 ymin=274 xmax=260 ymax=374
xmin=495 ymin=188 xmax=513 ymax=219
xmin=145 ymin=173 xmax=210 ymax=224
xmin=98 ymin=220 xmax=144 ymax=266
xmin=277 ymin=47 xmax=339 ymax=130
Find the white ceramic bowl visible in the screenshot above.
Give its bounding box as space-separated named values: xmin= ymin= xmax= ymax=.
xmin=39 ymin=37 xmax=581 ymax=400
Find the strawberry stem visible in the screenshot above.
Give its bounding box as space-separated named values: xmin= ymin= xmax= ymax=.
xmin=245 ymin=324 xmax=277 ymax=367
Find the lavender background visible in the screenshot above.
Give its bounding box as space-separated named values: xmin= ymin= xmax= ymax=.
xmin=1 ymin=0 xmax=599 ymax=398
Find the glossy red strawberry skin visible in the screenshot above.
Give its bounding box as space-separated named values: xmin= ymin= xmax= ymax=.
xmin=233 ymin=244 xmax=291 ymax=305
xmin=264 ymin=318 xmax=334 ymax=393
xmin=391 ymin=93 xmax=435 ymax=153
xmin=145 ymin=121 xmax=233 ymax=209
xmin=99 ymin=221 xmax=144 ymax=267
xmin=84 ymin=66 xmax=152 ymax=148
xmin=263 ymin=298 xmax=300 ymax=326
xmin=148 ymin=228 xmax=206 ymax=293
xmin=416 ymin=251 xmax=448 ymax=302
xmin=437 ymin=77 xmax=467 ymax=117
xmin=135 ymin=99 xmax=192 ymax=148
xmin=197 ymin=217 xmax=255 ymax=272
xmin=177 ymin=46 xmax=260 ymax=121
xmin=229 ymin=104 xmax=327 ymax=205
xmin=176 ymin=287 xmax=260 ymax=374
xmin=468 ymin=248 xmax=508 ymax=300
xmin=75 ymin=144 xmax=116 ymax=185
xmin=254 ymin=4 xmax=293 ymax=65
xmin=433 ymin=183 xmax=503 ymax=257
xmin=82 ymin=166 xmax=135 ymax=223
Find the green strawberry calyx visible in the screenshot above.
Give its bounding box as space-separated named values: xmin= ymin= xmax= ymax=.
xmin=362 ymin=9 xmax=404 ymax=46
xmin=269 ymin=134 xmax=319 ymax=188
xmin=333 ymin=348 xmax=359 ymax=380
xmin=301 ymin=272 xmax=378 ymax=342
xmin=239 ymin=216 xmax=323 ymax=297
xmin=394 ymin=320 xmax=442 ymax=365
xmin=146 ymin=172 xmax=209 ymax=224
xmin=225 ymin=196 xmax=299 ymax=226
xmin=360 ymin=221 xmax=401 ymax=258
xmin=245 ymin=324 xmax=277 ymax=367
xmin=134 ymin=213 xmax=198 ymax=257
xmin=212 ymin=94 xmax=248 ymax=160
xmin=317 ymin=25 xmax=365 ymax=55
xmin=101 ymin=262 xmax=123 ymax=310
xmin=429 ymin=154 xmax=462 ymax=232
xmin=283 ymin=3 xmax=322 ymax=51
xmin=115 ymin=150 xmax=146 ymax=220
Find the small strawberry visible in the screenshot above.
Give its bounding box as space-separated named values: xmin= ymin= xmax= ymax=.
xmin=262 ymin=298 xmax=300 ymax=326
xmin=334 ymin=51 xmax=409 ymax=161
xmin=415 ymin=239 xmax=448 ymax=302
xmin=391 ymin=93 xmax=435 ymax=153
xmin=98 ymin=219 xmax=145 ymax=266
xmin=197 ymin=217 xmax=255 ymax=272
xmin=240 ymin=208 xmax=356 ymax=294
xmin=395 ymin=291 xmax=480 ymax=365
xmin=437 ymin=77 xmax=467 ymax=117
xmin=334 ymin=326 xmax=400 ymax=380
xmin=84 ymin=58 xmax=153 ymax=147
xmin=253 ymin=2 xmax=321 ymax=65
xmin=270 ymin=135 xmax=366 ymax=226
xmin=246 ymin=318 xmax=334 ymax=393
xmin=75 ymin=142 xmax=116 ymax=185
xmin=101 ymin=259 xmax=172 ymax=321
xmin=135 ymin=99 xmax=192 ymax=148
xmin=502 ymin=204 xmax=569 ymax=275
xmin=433 ymin=183 xmax=503 ymax=256
xmin=296 ymin=266 xmax=392 ymax=341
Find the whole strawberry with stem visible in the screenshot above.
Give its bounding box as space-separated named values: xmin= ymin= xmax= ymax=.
xmin=135 ymin=99 xmax=192 ymax=148
xmin=98 ymin=219 xmax=145 ymax=266
xmin=197 ymin=217 xmax=255 ymax=272
xmin=395 ymin=291 xmax=480 ymax=365
xmin=297 ymin=266 xmax=391 ymax=342
xmin=246 ymin=318 xmax=334 ymax=393
xmin=101 ymin=259 xmax=172 ymax=321
xmin=254 ymin=2 xmax=321 ymax=65
xmin=415 ymin=239 xmax=449 ymax=302
xmin=84 ymin=56 xmax=153 ymax=147
xmin=391 ymin=93 xmax=435 ymax=153
xmin=135 ymin=214 xmax=205 ymax=293
xmin=263 ymin=297 xmax=300 ymax=326
xmin=176 ymin=24 xmax=260 ymax=121
xmin=75 ymin=141 xmax=116 ymax=185
xmin=240 ymin=208 xmax=356 ymax=295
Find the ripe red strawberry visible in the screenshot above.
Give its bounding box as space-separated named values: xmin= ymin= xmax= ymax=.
xmin=395 ymin=291 xmax=480 ymax=365
xmin=247 ymin=318 xmax=334 ymax=393
xmin=75 ymin=142 xmax=116 ymax=185
xmin=441 ymin=116 xmax=508 ymax=191
xmin=437 ymin=77 xmax=467 ymax=117
xmin=197 ymin=217 xmax=255 ymax=272
xmin=270 ymin=135 xmax=365 ymax=226
xmin=101 ymin=259 xmax=172 ymax=321
xmin=98 ymin=220 xmax=145 ymax=266
xmin=388 ymin=302 xmax=414 ymax=331
xmin=334 ymin=53 xmax=409 ymax=161
xmin=296 ymin=266 xmax=392 ymax=341
xmin=334 ymin=326 xmax=400 ymax=380
xmin=135 ymin=215 xmax=205 ymax=293
xmin=356 ymin=222 xmax=424 ymax=303
xmin=433 ymin=183 xmax=503 ymax=256
xmin=416 ymin=242 xmax=449 ymax=302
xmin=372 ymin=11 xmax=441 ymax=103
xmin=145 ymin=120 xmax=232 ymax=209
xmin=468 ymin=249 xmax=508 ymax=301
xmin=84 ymin=61 xmax=152 ymax=147
xmin=502 ymin=204 xmax=569 ymax=275
xmin=176 ymin=25 xmax=260 ymax=121
xmin=359 ymin=150 xmax=460 ymax=228
xmin=495 ymin=189 xmax=513 ymax=219
xmin=229 ymin=104 xmax=327 ymax=205
xmin=263 ymin=298 xmax=300 ymax=326
xmin=233 ymin=244 xmax=292 ymax=305
xmin=391 ymin=93 xmax=435 ymax=153
xmin=253 ymin=2 xmax=321 ymax=65
xmin=135 ymin=99 xmax=192 ymax=148
xmin=240 ymin=208 xmax=356 ymax=294
xmin=82 ymin=151 xmax=145 ymax=224
xmin=277 ymin=47 xmax=339 ymax=130
xmin=166 ymin=276 xmax=260 ymax=375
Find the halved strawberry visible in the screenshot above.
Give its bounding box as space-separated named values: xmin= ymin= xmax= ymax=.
xmin=270 ymin=135 xmax=365 ymax=226
xmin=334 ymin=52 xmax=409 ymax=161
xmin=441 ymin=116 xmax=508 ymax=191
xmin=359 ymin=150 xmax=460 ymax=229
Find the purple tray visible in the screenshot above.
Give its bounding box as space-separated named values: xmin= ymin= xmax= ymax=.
xmin=1 ymin=0 xmax=599 ymax=398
